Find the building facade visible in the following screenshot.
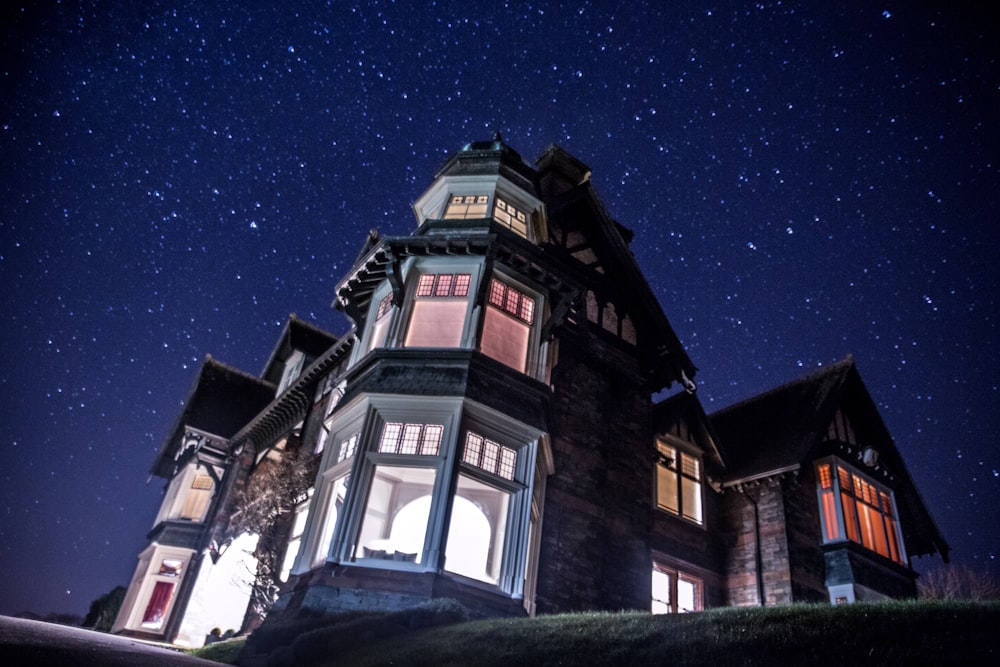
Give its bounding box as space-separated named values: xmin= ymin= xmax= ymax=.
xmin=114 ymin=138 xmax=948 ymax=646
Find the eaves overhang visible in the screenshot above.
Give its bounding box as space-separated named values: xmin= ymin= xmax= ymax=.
xmin=332 ymin=230 xmax=580 ymax=340
xmin=721 ymin=463 xmax=802 ymax=491
xmin=230 ymin=333 xmax=356 ymax=455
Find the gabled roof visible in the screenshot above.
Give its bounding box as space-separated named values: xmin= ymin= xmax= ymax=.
xmin=711 ymin=357 xmax=948 ymax=559
xmin=653 ymin=390 xmax=725 ymax=472
xmin=538 ymin=149 xmax=696 ymax=391
xmin=261 ymin=315 xmax=339 ymax=385
xmin=711 ymin=358 xmax=856 ymax=483
xmin=150 ymin=357 xmax=275 ymax=478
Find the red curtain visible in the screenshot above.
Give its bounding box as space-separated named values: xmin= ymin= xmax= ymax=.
xmin=141 ymin=581 xmax=174 ymax=625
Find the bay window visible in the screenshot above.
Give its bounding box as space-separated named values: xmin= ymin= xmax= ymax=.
xmin=444 ymin=431 xmax=525 ymax=586
xmin=364 ymin=293 xmax=394 ymax=354
xmin=404 ymin=273 xmax=472 ymax=348
xmin=480 ymin=278 xmax=536 ymax=373
xmin=353 ymin=422 xmax=444 ymax=564
xmin=655 ymin=440 xmax=703 ymax=525
xmin=815 ymin=459 xmax=905 ymax=565
xmin=303 ymin=395 xmax=542 ymax=599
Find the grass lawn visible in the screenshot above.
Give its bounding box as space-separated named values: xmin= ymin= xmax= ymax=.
xmin=191 ymin=600 xmax=998 ymax=666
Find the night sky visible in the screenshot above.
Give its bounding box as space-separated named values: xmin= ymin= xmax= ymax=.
xmin=1 ymin=1 xmax=996 ymax=617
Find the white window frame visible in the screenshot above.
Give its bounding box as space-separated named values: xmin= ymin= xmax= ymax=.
xmin=298 ymin=394 xmax=545 ymax=598
xmin=116 ymin=544 xmax=194 ymax=634
xmin=815 ymin=457 xmax=907 ymax=565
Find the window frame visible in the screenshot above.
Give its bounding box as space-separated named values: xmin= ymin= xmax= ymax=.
xmin=300 ymin=394 xmax=544 ymax=598
xmin=651 ymin=563 xmax=704 ymax=614
xmin=654 ymin=436 xmax=705 ymax=526
xmin=401 ymin=265 xmax=479 ymax=350
xmin=814 ymin=457 xmax=907 ymax=565
xmin=478 ymin=272 xmax=544 ymax=377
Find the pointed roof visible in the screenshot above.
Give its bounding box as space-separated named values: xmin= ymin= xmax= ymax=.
xmin=711 ymin=358 xmax=856 ymax=482
xmin=653 ymin=390 xmax=725 ymax=471
xmin=432 ymin=132 xmax=539 ymax=194
xmin=261 ymin=315 xmax=339 ymax=385
xmin=150 ymin=357 xmax=275 ymax=478
xmin=537 ymin=145 xmax=697 ymax=390
xmin=711 ymin=357 xmax=948 ymax=559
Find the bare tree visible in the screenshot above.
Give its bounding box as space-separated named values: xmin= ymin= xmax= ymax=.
xmin=227 ymin=446 xmax=313 ymax=628
xmin=918 ymin=564 xmax=1000 ymax=601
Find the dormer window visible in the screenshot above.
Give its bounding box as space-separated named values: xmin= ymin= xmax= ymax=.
xmin=278 ymin=350 xmax=305 ymax=394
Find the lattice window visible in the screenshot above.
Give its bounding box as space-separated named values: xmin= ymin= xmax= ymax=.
xmin=379 ymin=423 xmax=443 ymax=456
xmin=463 ymin=431 xmax=517 ymax=480
xmin=415 ymin=273 xmax=471 ymax=298
xmin=487 ymin=279 xmax=534 ymax=324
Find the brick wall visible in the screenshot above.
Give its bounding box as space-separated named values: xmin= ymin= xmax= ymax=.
xmin=534 ymin=331 xmax=653 ymax=613
xmin=722 ymin=478 xmax=793 ymax=606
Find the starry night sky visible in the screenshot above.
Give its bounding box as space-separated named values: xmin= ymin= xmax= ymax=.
xmin=1 ymin=1 xmax=996 ymax=617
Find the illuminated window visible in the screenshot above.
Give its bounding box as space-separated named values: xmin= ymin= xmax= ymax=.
xmin=157 ymin=559 xmax=183 ymax=577
xmin=493 ymin=197 xmax=528 ymax=237
xmin=281 ymin=498 xmax=310 ymax=581
xmin=404 ymin=273 xmax=472 ymax=348
xmin=656 ymin=441 xmax=703 ymax=525
xmin=651 ymin=566 xmax=703 ymax=614
xmin=365 ymin=293 xmax=394 ymax=353
xmin=141 ymin=582 xmax=175 ymax=628
xmin=444 ymin=194 xmax=489 ymax=219
xmin=139 ymin=556 xmax=188 ymax=630
xmin=815 ymin=460 xmax=904 ymax=565
xmin=444 ymin=431 xmax=524 ymax=585
xmin=480 ymin=278 xmax=536 ymax=373
xmin=463 ymin=431 xmax=517 ymax=480
xmin=178 ymin=473 xmax=214 ymax=521
xmin=355 ymin=466 xmax=437 ymax=564
xmin=310 ymin=404 xmax=539 ymax=598
xmin=337 ymin=433 xmax=360 ymax=463
xmin=378 ymin=423 xmax=443 ymax=456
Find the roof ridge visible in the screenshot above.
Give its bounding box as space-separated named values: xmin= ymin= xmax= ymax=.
xmin=202 ymin=354 xmax=272 ymax=387
xmin=710 ymin=355 xmax=855 ymax=418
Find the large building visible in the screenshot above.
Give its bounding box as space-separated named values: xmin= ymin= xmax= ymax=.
xmin=113 ymin=137 xmax=948 ymax=647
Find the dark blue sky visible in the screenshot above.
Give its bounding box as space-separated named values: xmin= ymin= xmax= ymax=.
xmin=1 ymin=1 xmax=996 ymax=616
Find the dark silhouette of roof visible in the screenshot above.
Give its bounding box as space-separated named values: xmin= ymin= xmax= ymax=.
xmin=710 ymin=357 xmax=948 ymax=559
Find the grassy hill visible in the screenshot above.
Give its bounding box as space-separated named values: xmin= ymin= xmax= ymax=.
xmin=193 ymin=599 xmax=998 ymax=666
